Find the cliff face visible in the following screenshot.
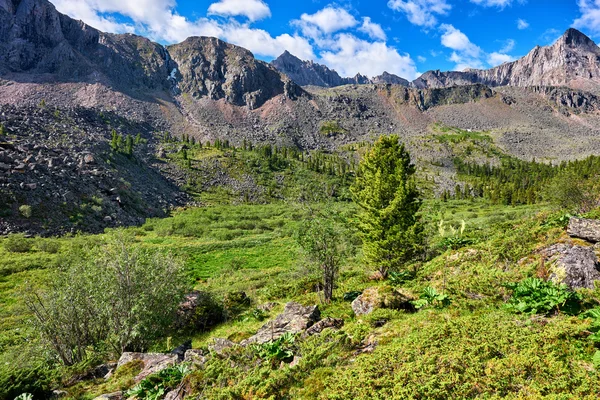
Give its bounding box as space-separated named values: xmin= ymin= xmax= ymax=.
xmin=168 ymin=38 xmax=303 ymax=109
xmin=413 ymin=29 xmax=600 ymax=92
xmin=0 ymin=0 xmax=303 ymax=107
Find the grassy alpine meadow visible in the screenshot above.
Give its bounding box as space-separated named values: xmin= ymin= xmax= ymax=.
xmin=3 ymin=196 xmax=600 ymax=399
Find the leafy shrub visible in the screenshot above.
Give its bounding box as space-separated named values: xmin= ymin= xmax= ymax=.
xmin=343 ymin=291 xmax=362 ymax=302
xmin=4 ymin=234 xmax=33 ymax=253
xmin=251 ymin=333 xmax=296 ymax=362
xmin=25 ymin=230 xmax=188 ymax=365
xmin=412 ymin=287 xmax=451 ymax=309
xmin=387 ymin=270 xmax=413 ymax=286
xmin=222 ymin=291 xmax=250 ymax=320
xmin=505 ymin=278 xmax=581 ymax=315
xmin=183 ymin=291 xmax=224 ymax=332
xmin=126 ymin=364 xmax=191 ymax=400
xmin=19 ymin=205 xmax=32 ymax=218
xmin=35 ymin=239 xmax=60 ymax=254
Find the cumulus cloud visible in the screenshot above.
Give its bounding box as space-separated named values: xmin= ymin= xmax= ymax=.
xmin=439 ymin=24 xmax=515 ymax=70
xmin=517 ymin=18 xmax=529 ymax=29
xmin=320 ymin=34 xmax=418 ymax=79
xmin=499 ymin=38 xmax=515 ymax=53
xmin=207 ymin=0 xmax=271 ymax=22
xmin=359 ymin=17 xmax=387 ymax=40
xmin=439 ymin=24 xmax=481 ymax=58
xmin=574 ymin=0 xmax=600 ymax=36
xmin=470 ymin=0 xmax=513 ymax=8
xmin=487 ymin=52 xmax=515 ymax=66
xmin=387 ymin=0 xmax=451 ymax=28
xmin=293 ymin=7 xmax=358 ymax=38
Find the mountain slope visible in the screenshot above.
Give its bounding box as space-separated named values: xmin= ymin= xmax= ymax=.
xmin=413 ymin=28 xmax=600 ymax=92
xmin=271 ymin=51 xmax=407 ymax=87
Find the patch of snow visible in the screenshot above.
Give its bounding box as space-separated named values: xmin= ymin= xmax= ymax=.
xmin=168 ymin=68 xmax=177 ymax=81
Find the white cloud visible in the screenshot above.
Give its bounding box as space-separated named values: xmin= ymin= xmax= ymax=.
xmin=387 ymin=0 xmax=451 ymax=28
xmin=358 ymin=17 xmax=387 ymax=40
xmin=439 ymin=24 xmax=516 ymax=70
xmin=52 ymin=0 xmax=314 ymax=59
xmin=439 ymin=24 xmax=481 ymax=58
xmin=293 ymin=7 xmax=358 ymax=38
xmin=574 ymin=0 xmax=600 ymax=35
xmin=499 ymin=38 xmax=515 ymax=53
xmin=488 ymin=52 xmax=515 ymax=66
xmin=470 ymin=0 xmax=513 ymax=8
xmin=207 ymin=0 xmax=271 ymax=22
xmin=320 ymin=34 xmax=418 ymax=79
xmin=417 ymin=55 xmax=427 ymax=62
xmin=517 ymin=18 xmax=529 ymax=29
xmin=223 ymin=24 xmax=315 ymax=59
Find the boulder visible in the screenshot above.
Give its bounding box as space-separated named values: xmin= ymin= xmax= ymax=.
xmin=208 ymin=338 xmax=236 ymax=355
xmin=93 ymin=392 xmax=123 ymax=400
xmin=184 ymin=349 xmax=208 ymax=365
xmin=567 ymin=218 xmax=600 ymax=243
xmin=351 ymin=286 xmax=415 ymax=316
xmin=301 ymin=317 xmax=344 ymax=338
xmin=116 ymin=352 xmax=178 ymax=382
xmin=83 ymin=153 xmax=95 ymax=164
xmin=241 ymin=302 xmax=320 ymax=345
xmin=543 ymin=243 xmax=600 ymax=289
xmin=176 ymin=290 xmax=223 ymax=331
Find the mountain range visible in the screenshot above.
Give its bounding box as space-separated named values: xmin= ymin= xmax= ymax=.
xmin=2 ymin=0 xmax=600 ymax=234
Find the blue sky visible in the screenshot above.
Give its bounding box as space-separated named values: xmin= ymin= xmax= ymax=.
xmin=51 ymin=0 xmax=595 ymax=80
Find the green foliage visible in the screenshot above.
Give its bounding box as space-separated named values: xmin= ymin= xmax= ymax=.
xmin=543 ymin=168 xmax=600 ymax=213
xmin=412 ymin=287 xmax=451 ymax=309
xmin=580 ymin=307 xmax=600 ymax=344
xmin=13 ymin=393 xmax=33 ymax=400
xmin=4 ymin=234 xmax=33 ymax=253
xmin=296 ymin=207 xmax=346 ymax=302
xmin=25 ymin=230 xmax=188 ymax=365
xmin=505 ymin=278 xmax=582 ymax=316
xmin=18 ymin=205 xmax=32 ymax=219
xmin=387 ymin=270 xmax=412 ymax=286
xmin=35 ymin=239 xmax=60 ymax=254
xmin=126 ymin=364 xmax=191 ymax=400
xmin=320 ymin=121 xmax=346 ymax=136
xmin=251 ymin=333 xmax=296 ymax=362
xmin=0 ymin=124 xmax=5 ymax=136
xmin=343 ymin=291 xmax=362 ymax=301
xmin=351 ymin=135 xmax=424 ymax=277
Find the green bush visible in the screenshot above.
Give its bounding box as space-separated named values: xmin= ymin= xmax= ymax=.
xmin=412 ymin=287 xmax=451 ymax=309
xmin=4 ymin=234 xmax=33 ymax=253
xmin=35 ymin=239 xmax=60 ymax=254
xmin=251 ymin=332 xmax=296 ymax=363
xmin=19 ymin=205 xmax=32 ymax=218
xmin=24 ymin=230 xmax=188 ymax=365
xmin=126 ymin=364 xmax=190 ymax=400
xmin=505 ymin=278 xmax=581 ymax=316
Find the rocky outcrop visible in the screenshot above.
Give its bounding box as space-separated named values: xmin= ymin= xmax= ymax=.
xmin=301 ymin=317 xmax=344 ymax=338
xmin=387 ymin=84 xmax=494 ymax=111
xmin=372 ymin=72 xmax=409 ymax=86
xmin=241 ymin=302 xmax=320 ymax=345
xmin=412 ymin=29 xmax=600 ymax=92
xmin=542 ymin=243 xmax=600 ymax=290
xmin=168 ymin=38 xmax=304 ymax=109
xmin=567 ymin=218 xmax=600 ymax=243
xmin=351 ymin=286 xmax=415 ymax=316
xmin=116 ymin=352 xmax=178 ymax=382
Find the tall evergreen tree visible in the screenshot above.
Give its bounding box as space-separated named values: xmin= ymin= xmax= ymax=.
xmin=351 ymin=135 xmax=423 ymax=278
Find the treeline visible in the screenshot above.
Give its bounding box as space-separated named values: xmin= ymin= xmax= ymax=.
xmin=164 ymin=133 xmax=356 ymax=179
xmin=445 ymin=155 xmax=600 ymax=205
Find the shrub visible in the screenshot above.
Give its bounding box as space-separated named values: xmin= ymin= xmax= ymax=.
xmin=505 ymin=277 xmax=581 ymax=316
xmin=25 ymin=230 xmax=188 ymax=365
xmin=4 ymin=234 xmax=33 ymax=253
xmin=251 ymin=333 xmax=296 ymax=363
xmin=126 ymin=364 xmax=191 ymax=400
xmin=412 ymin=287 xmax=451 ymax=309
xmin=35 ymin=239 xmax=60 ymax=254
xmin=19 ymin=205 xmax=32 ymax=218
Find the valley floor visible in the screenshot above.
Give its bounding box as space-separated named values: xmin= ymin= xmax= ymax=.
xmin=2 ymin=200 xmax=600 ymax=399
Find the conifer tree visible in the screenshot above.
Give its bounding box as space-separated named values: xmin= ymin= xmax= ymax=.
xmin=124 ymin=135 xmax=133 ymax=157
xmin=351 ymin=135 xmax=423 ymax=278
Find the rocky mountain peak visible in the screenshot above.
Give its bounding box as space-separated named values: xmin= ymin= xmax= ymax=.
xmin=560 ymin=28 xmax=595 ymax=48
